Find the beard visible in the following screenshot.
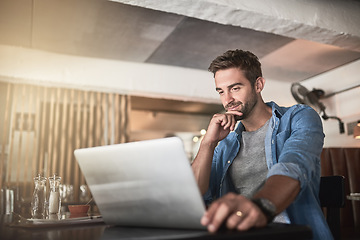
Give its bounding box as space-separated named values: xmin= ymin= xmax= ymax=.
xmin=225 ymin=91 xmax=258 ymax=120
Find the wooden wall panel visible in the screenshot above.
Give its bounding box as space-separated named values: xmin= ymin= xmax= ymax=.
xmin=0 ymin=82 xmax=129 ymax=203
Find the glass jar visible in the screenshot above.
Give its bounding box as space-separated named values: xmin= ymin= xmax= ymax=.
xmin=31 ymin=174 xmax=47 ymax=218
xmin=48 ymin=175 xmax=61 ymax=214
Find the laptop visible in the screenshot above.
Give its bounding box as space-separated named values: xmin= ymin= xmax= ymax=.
xmin=74 ymin=137 xmax=206 ymax=230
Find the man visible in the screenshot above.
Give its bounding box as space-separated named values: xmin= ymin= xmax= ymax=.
xmin=191 ymin=49 xmax=332 ymax=240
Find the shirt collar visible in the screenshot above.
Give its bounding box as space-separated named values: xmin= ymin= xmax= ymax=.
xmin=235 ymin=101 xmax=283 ymax=134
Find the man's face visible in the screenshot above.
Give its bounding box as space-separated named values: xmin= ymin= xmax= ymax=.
xmin=215 ymin=68 xmax=258 ymax=120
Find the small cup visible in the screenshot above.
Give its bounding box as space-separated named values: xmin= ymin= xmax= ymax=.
xmin=68 ymin=205 xmax=90 ymax=216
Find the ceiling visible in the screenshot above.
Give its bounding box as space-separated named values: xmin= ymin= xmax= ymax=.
xmin=1 ymin=0 xmax=360 ymax=81
xmin=1 ymin=0 xmax=360 ymax=114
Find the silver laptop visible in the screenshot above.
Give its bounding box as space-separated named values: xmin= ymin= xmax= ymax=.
xmin=74 ymin=137 xmax=206 ymax=230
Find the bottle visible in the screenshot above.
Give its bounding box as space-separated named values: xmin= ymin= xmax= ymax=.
xmin=48 ymin=174 xmax=61 ymax=215
xmin=31 ymin=174 xmax=47 ymax=218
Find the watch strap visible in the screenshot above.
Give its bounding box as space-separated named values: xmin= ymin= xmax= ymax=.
xmin=251 ymin=198 xmax=276 ymax=223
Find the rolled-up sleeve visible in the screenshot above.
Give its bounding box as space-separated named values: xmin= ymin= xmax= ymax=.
xmin=267 ymin=105 xmax=324 ymax=196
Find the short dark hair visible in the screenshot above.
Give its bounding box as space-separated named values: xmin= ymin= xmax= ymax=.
xmin=208 ymin=49 xmax=262 ymax=86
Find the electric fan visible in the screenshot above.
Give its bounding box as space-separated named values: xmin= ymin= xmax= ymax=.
xmin=290 ymin=83 xmax=344 ymax=134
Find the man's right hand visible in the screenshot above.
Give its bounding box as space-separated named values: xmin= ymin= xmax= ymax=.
xmin=202 ymin=112 xmax=243 ymax=145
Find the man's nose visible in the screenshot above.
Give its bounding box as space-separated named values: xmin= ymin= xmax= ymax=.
xmin=224 ymin=92 xmax=234 ymax=105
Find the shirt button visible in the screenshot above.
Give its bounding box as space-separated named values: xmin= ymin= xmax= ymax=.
xmin=227 ymin=161 xmax=231 ymax=164
xmin=272 ymin=140 xmax=274 ymax=144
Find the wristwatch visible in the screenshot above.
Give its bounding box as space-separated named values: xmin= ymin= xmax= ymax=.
xmin=251 ymin=198 xmax=276 ymax=223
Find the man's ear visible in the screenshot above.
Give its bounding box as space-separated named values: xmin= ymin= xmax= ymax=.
xmin=255 ymin=77 xmax=265 ymax=92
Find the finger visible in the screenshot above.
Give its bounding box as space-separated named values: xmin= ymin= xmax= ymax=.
xmin=207 ymin=202 xmax=232 ymax=232
xmin=226 ymin=110 xmax=243 ymax=116
xmin=223 ymin=113 xmax=241 ymax=131
xmin=236 ymin=207 xmax=266 ymax=231
xmin=223 ymin=115 xmax=234 ymax=130
xmin=236 ymin=210 xmax=255 ymax=231
xmin=201 ymin=201 xmax=220 ymax=226
xmin=229 ymin=115 xmax=237 ymax=131
xmin=226 ymin=210 xmax=245 ymax=229
xmin=219 ymin=115 xmax=230 ymax=127
xmin=211 ymin=114 xmax=224 ymax=124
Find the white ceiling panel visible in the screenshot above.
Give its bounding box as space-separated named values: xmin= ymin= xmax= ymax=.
xmin=1 ymin=0 xmax=360 ymax=83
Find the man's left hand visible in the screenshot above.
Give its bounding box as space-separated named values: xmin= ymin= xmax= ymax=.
xmin=200 ymin=193 xmax=268 ymax=232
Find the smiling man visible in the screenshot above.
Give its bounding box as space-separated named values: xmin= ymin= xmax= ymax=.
xmin=191 ymin=49 xmax=333 ymax=240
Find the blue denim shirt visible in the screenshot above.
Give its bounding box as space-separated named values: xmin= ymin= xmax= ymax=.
xmin=203 ymin=101 xmax=333 ymax=240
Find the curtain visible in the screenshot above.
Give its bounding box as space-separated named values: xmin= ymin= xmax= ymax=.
xmin=0 ymin=81 xmax=130 ymax=203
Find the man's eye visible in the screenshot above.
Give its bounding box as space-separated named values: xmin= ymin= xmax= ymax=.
xmin=218 ymin=91 xmax=224 ymax=95
xmin=231 ymin=87 xmax=240 ymax=92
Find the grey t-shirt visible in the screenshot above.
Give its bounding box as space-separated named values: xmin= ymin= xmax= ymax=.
xmin=229 ymin=119 xmax=270 ymax=198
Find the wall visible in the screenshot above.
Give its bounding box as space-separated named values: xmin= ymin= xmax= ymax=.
xmin=302 ymin=60 xmax=360 ymax=147
xmin=1 ymin=44 xmax=360 ymax=148
xmin=0 ymin=45 xmax=219 ymax=104
xmin=130 ymin=110 xmax=211 ymax=159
